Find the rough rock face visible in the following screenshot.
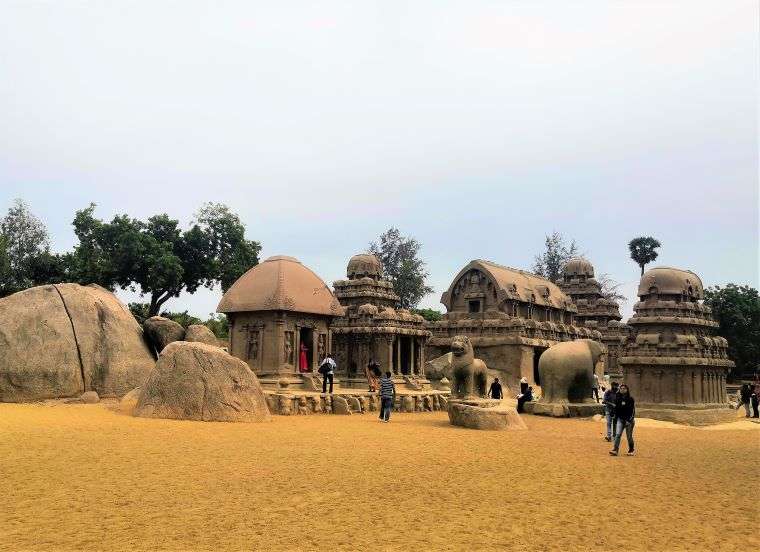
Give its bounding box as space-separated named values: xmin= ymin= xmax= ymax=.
xmin=0 ymin=284 xmax=155 ymax=402
xmin=448 ymin=399 xmax=527 ymax=431
xmin=143 ymin=316 xmax=185 ymax=353
xmin=134 ymin=341 xmax=271 ymax=422
xmin=184 ymin=324 xmax=218 ymax=346
xmin=538 ymin=339 xmax=605 ymax=404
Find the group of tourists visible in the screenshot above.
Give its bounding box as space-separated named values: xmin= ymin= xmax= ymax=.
xmin=738 ymin=382 xmax=759 ymax=418
xmin=601 ymin=381 xmax=636 ymax=456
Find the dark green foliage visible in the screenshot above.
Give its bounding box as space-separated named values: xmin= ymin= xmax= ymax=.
xmin=369 ymin=227 xmax=433 ymax=309
xmin=628 ymin=236 xmax=661 ymax=276
xmin=412 ymin=308 xmax=443 ymax=322
xmin=704 ymin=284 xmax=760 ymax=380
xmin=129 ymin=302 xmax=229 ymax=338
xmin=532 ymin=232 xmax=579 ymax=283
xmin=69 ymin=203 xmax=260 ymax=316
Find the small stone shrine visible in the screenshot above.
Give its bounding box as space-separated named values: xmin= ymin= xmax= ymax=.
xmin=217 ymin=255 xmax=345 ymax=388
xmin=558 ymin=257 xmax=629 ymax=379
xmin=619 ymin=267 xmax=734 ymax=424
xmin=331 ymin=254 xmax=431 ymax=389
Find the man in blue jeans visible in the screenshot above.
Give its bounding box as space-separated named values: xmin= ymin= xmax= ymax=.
xmin=378 ymin=371 xmax=395 ymax=423
xmin=601 ymin=381 xmax=619 ymax=442
xmin=610 ymin=383 xmax=636 ymax=457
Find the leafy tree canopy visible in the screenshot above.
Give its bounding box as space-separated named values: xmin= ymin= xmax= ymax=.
xmin=71 ymin=203 xmax=260 ymax=316
xmin=628 ymin=236 xmax=661 ymax=276
xmin=369 ymin=227 xmax=433 ymax=309
xmin=532 ymin=231 xmax=578 ymax=283
xmin=704 ymin=284 xmax=760 ymax=380
xmin=412 ymin=308 xmax=443 ymax=322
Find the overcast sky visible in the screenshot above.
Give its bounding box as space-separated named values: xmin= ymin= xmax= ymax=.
xmin=1 ymin=1 xmax=757 ymax=320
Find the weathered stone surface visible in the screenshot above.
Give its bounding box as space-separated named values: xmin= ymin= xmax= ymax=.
xmin=450 ymin=336 xmax=488 ymax=400
xmin=448 ymin=399 xmax=527 ymax=431
xmin=0 ymin=284 xmax=154 ymax=402
xmin=332 ymin=395 xmax=352 ymax=415
xmin=80 ymin=391 xmax=100 ymax=404
xmin=528 ymin=401 xmax=603 ymax=418
xmin=538 ymin=339 xmax=605 ymax=404
xmin=143 ymin=316 xmax=185 ymax=353
xmin=120 ymin=387 xmax=141 ymax=415
xmin=346 ymin=395 xmax=362 ymax=413
xmin=134 ymin=341 xmax=270 ymax=422
xmin=184 ymin=324 xmax=218 ymax=346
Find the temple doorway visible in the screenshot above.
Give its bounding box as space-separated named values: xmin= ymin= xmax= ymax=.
xmin=299 ymin=327 xmax=314 ymax=372
xmin=400 ymin=336 xmax=411 ymax=375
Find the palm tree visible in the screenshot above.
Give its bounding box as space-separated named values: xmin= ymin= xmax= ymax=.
xmin=628 ymin=237 xmax=662 ymax=276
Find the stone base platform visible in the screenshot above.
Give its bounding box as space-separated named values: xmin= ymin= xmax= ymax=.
xmin=264 ymin=389 xmax=450 ymax=416
xmin=525 ymin=401 xmax=603 ymax=418
xmin=448 ymin=399 xmax=527 ymax=431
xmin=635 ymin=403 xmax=736 ymax=426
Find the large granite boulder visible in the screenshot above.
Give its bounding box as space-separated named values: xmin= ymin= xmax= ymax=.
xmin=134 ymin=341 xmax=271 ymax=422
xmin=0 ymin=284 xmax=155 ymax=402
xmin=448 ymin=399 xmax=527 ymax=431
xmin=184 ymin=324 xmax=218 ymax=346
xmin=143 ymin=316 xmax=185 ymax=353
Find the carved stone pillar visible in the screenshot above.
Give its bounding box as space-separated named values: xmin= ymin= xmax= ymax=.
xmin=409 ymin=338 xmax=415 ymax=375
xmin=386 ymin=336 xmax=394 ymax=375
xmin=395 ymin=337 xmax=401 ymax=375
xmin=418 ymin=339 xmax=426 ymax=376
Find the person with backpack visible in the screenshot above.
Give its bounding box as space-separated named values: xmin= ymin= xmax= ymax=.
xmin=378 ymin=371 xmax=395 ymax=423
xmin=318 ymin=353 xmax=336 ymax=394
xmin=602 ymin=381 xmax=619 ymax=442
xmin=609 ymin=383 xmax=636 ymax=457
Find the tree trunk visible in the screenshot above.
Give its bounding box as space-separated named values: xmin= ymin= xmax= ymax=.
xmin=148 ymin=290 xmax=175 ymax=317
xmin=640 ymin=264 xmax=645 ymax=276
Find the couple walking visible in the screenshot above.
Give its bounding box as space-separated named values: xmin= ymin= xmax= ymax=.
xmin=601 ymin=382 xmax=636 ymax=457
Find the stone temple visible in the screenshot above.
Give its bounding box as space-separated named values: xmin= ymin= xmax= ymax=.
xmin=426 ymin=259 xmax=602 ymax=391
xmin=558 ymin=257 xmax=630 ymax=379
xmin=331 ymin=254 xmax=430 ymax=388
xmin=217 ymin=255 xmax=345 ymax=389
xmin=619 ymin=267 xmax=734 ymax=424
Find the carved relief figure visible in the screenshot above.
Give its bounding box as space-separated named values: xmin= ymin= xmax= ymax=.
xmin=284 ymin=331 xmax=294 ymax=365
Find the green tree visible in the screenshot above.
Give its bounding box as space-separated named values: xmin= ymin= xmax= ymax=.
xmin=704 ymin=284 xmax=760 ymax=380
xmin=70 ymin=203 xmax=260 ymax=316
xmin=532 ymin=232 xmax=579 ymax=283
xmin=0 ymin=199 xmax=53 ymax=296
xmin=412 ymin=308 xmax=443 ymax=322
xmin=204 ymin=313 xmax=229 ymax=338
xmin=369 ymin=227 xmax=433 ymax=309
xmin=628 ymin=236 xmax=661 ymax=276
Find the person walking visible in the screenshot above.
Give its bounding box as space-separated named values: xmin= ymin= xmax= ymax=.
xmin=378 ymin=371 xmax=395 ymax=423
xmin=751 ymin=383 xmax=759 ymax=419
xmin=592 ymin=373 xmax=600 ymax=403
xmin=488 ymin=377 xmax=503 ymax=399
xmin=610 ymin=383 xmax=635 ymax=456
xmin=740 ymin=383 xmax=752 ymax=417
xmin=318 ymin=353 xmax=336 ymax=394
xmin=365 ymin=359 xmax=381 ymax=392
xmin=602 ymin=381 xmax=619 ymax=442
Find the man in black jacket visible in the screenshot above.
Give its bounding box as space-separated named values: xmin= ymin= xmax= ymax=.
xmin=601 ymin=382 xmax=619 ymax=442
xmin=610 ymin=383 xmax=635 ymax=457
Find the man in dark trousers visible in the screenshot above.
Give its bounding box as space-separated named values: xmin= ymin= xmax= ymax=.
xmin=378 ymin=371 xmax=395 ymax=423
xmin=318 ymin=353 xmax=336 ymax=394
xmin=602 ymin=381 xmax=619 ymax=442
xmin=487 ymin=377 xmax=503 ymax=399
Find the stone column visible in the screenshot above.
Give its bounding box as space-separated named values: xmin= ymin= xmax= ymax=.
xmin=312 ymin=329 xmax=319 ymax=372
xmin=700 ymin=371 xmax=707 ymax=404
xmin=409 ymin=338 xmax=415 ymax=375
xmin=419 ymin=339 xmax=426 ymax=377
xmin=386 ymin=336 xmax=394 ymax=375
xmin=395 ymin=337 xmax=401 ymax=375
xmin=675 ymin=370 xmax=683 ymax=405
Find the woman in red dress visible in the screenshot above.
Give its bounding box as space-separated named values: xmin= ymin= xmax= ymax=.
xmin=299 ymin=343 xmax=309 ymax=372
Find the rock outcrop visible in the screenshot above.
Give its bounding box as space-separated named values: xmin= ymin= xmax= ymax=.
xmin=0 ymin=284 xmax=155 ymax=402
xmin=143 ymin=316 xmax=185 ymax=353
xmin=134 ymin=341 xmax=271 ymax=422
xmin=184 ymin=324 xmax=218 ymax=346
xmin=448 ymin=399 xmax=527 ymax=431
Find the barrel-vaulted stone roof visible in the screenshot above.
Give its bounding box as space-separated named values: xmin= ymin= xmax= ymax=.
xmin=217 ymin=255 xmax=345 ymax=316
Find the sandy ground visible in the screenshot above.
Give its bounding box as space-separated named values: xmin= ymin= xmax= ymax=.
xmin=1 ymin=403 xmax=758 ymax=552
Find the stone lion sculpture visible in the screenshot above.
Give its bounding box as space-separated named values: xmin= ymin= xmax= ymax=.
xmin=450 ymin=335 xmax=488 ymax=400
xmin=538 ymin=339 xmax=605 ymax=404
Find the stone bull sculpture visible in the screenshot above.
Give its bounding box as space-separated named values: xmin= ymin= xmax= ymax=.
xmin=538 ymin=339 xmax=605 ymax=404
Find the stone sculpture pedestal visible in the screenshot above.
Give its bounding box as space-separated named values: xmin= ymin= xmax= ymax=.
xmin=447 ymin=398 xmax=527 ymax=431
xmin=525 ymin=401 xmax=603 ymax=418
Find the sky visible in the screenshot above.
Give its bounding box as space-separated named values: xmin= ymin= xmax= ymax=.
xmin=1 ymin=1 xmax=758 ymax=320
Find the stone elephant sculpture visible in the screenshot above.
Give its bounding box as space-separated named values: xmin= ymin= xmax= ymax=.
xmin=450 ymin=335 xmax=488 ymax=400
xmin=538 ymin=339 xmax=605 ymax=404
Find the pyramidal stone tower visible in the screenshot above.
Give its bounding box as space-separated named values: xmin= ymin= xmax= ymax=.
xmin=619 ymin=267 xmax=734 ymax=424
xmin=558 ymin=258 xmax=629 ymax=379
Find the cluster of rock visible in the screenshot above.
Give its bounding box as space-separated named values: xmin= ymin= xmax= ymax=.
xmin=0 ymin=284 xmax=154 ymax=402
xmin=264 ymin=391 xmax=449 ymax=415
xmin=143 ymin=316 xmax=219 ymax=353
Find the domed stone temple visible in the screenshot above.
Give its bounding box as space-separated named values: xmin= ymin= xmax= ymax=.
xmin=217 ymin=255 xmax=346 ymax=387
xmin=619 ymin=267 xmax=734 ymax=424
xmin=426 ymin=259 xmax=602 ymax=390
xmin=558 ymin=258 xmax=630 ymax=379
xmin=331 ymin=254 xmax=431 ymax=387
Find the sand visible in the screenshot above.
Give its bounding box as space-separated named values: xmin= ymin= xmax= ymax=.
xmin=1 ymin=402 xmax=758 ymax=552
